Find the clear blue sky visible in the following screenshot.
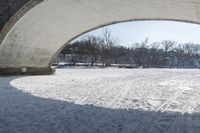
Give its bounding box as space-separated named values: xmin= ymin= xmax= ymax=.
xmin=85 ymin=21 xmax=200 ymax=47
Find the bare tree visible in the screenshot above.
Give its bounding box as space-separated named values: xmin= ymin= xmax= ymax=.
xmin=161 ymin=40 xmax=176 ymax=52
xmin=131 ymin=37 xmax=149 ymax=67
xmin=150 ymin=42 xmax=161 ymax=67
xmin=101 ymin=28 xmax=118 ymax=66
xmin=193 ymin=44 xmax=200 ymax=57
xmin=174 ymin=44 xmax=186 ymax=67
xmin=151 ymin=42 xmax=160 ymax=50
xmin=81 ymin=35 xmax=101 ymax=66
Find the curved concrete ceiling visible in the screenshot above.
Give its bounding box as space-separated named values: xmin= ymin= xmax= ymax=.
xmin=1 ymin=0 xmax=200 ymax=74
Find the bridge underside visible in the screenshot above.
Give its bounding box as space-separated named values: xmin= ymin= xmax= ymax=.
xmin=1 ymin=0 xmax=200 ymax=75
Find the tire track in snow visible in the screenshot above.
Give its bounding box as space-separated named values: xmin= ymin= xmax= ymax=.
xmin=181 ymin=92 xmax=197 ymax=133
xmin=167 ymin=88 xmax=197 ymax=133
xmin=138 ymin=86 xmax=187 ymax=133
xmin=107 ymin=82 xmax=131 ymax=108
xmin=148 ymin=87 xmax=196 ymax=133
xmin=107 ymin=77 xmax=139 ymax=108
xmin=161 ymin=93 xmax=196 ymax=133
xmin=156 ymin=89 xmax=185 ymax=112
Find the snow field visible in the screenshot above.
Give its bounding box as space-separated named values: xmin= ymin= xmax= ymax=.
xmin=0 ymin=68 xmax=200 ymax=133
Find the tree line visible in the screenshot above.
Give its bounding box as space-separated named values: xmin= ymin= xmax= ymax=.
xmin=56 ymin=29 xmax=200 ymax=68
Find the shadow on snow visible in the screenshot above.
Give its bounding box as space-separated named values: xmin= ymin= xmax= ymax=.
xmin=0 ymin=76 xmax=200 ymax=133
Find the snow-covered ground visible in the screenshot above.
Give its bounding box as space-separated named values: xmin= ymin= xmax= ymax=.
xmin=1 ymin=68 xmax=200 ymax=133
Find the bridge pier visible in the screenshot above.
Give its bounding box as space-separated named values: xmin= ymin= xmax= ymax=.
xmin=1 ymin=0 xmax=200 ymax=75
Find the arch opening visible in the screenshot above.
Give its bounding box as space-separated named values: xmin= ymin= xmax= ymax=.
xmin=53 ymin=20 xmax=200 ymax=69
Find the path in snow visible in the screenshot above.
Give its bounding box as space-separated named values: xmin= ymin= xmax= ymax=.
xmin=0 ymin=68 xmax=200 ymax=133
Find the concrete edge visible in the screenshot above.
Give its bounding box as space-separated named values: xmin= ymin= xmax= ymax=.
xmin=0 ymin=67 xmax=55 ymax=75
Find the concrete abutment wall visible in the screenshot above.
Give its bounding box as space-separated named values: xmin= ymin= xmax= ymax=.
xmin=0 ymin=67 xmax=55 ymax=75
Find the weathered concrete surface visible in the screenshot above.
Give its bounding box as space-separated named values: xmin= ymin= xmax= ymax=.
xmin=1 ymin=0 xmax=200 ymax=74
xmin=0 ymin=0 xmax=30 ymax=30
xmin=0 ymin=0 xmax=43 ymax=45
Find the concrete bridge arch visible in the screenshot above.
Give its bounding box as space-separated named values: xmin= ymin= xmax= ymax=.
xmin=1 ymin=0 xmax=200 ymax=74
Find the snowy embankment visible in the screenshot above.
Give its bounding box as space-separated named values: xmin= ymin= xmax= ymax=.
xmin=0 ymin=68 xmax=200 ymax=133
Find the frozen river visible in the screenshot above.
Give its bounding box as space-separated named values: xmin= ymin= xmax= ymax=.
xmin=0 ymin=68 xmax=200 ymax=133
